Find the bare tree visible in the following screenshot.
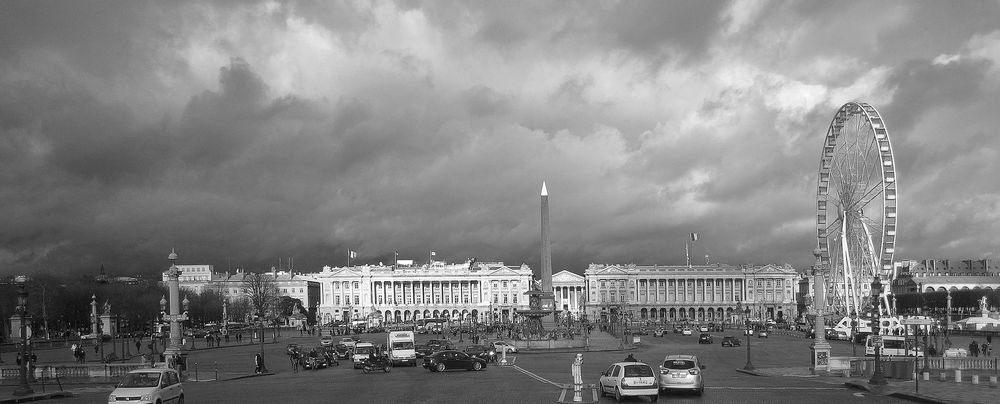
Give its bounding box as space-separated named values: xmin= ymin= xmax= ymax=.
xmin=242 ymin=272 xmax=278 ymax=372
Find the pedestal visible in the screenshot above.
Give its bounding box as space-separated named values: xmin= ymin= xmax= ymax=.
xmin=810 ymin=340 xmax=832 ymax=374
xmin=8 ymin=314 xmax=32 ymax=340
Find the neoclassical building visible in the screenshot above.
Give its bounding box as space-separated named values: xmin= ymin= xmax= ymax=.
xmin=303 ymin=261 xmax=532 ymax=325
xmin=583 ymin=263 xmax=800 ymax=324
xmin=553 ymin=270 xmax=586 ymax=318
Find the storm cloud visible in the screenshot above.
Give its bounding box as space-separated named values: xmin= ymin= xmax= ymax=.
xmin=2 ymin=0 xmax=1000 ymax=279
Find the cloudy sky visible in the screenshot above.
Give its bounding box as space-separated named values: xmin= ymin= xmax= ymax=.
xmin=3 ymin=1 xmax=1000 ymax=279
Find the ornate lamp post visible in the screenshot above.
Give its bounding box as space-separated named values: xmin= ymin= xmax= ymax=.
xmin=743 ymin=307 xmax=754 ymax=370
xmin=161 ymin=249 xmax=189 ymax=368
xmin=868 ymin=276 xmax=887 ymax=385
xmin=810 ymin=249 xmax=831 ymax=374
xmin=13 ymin=275 xmax=34 ymax=396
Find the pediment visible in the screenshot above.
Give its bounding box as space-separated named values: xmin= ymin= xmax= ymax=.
xmin=747 ymin=264 xmax=798 ymax=275
xmin=553 ymin=270 xmax=584 ymax=282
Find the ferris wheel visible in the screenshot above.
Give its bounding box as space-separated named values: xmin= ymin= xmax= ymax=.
xmin=815 ymin=101 xmax=898 ymax=318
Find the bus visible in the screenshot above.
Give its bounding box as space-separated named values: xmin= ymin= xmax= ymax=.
xmin=865 ymin=335 xmax=923 ymax=357
xmin=387 ymin=331 xmax=417 ymax=366
xmin=416 ymin=318 xmax=447 ymax=334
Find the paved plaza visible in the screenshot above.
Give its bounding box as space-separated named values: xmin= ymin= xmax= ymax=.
xmin=2 ymin=328 xmax=997 ymax=403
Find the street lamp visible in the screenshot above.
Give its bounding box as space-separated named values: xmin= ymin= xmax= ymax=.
xmin=868 ymin=276 xmax=887 ymax=385
xmin=851 ymin=310 xmax=858 ymax=357
xmin=13 ymin=275 xmax=34 ymax=396
xmin=743 ymin=307 xmax=754 ymax=370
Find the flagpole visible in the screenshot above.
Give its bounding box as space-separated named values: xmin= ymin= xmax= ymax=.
xmin=347 ymin=250 xmax=351 ymax=268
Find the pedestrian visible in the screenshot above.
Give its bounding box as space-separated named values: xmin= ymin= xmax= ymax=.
xmin=16 ymin=352 xmax=22 ymax=366
xmin=624 ymin=353 xmax=637 ymax=362
xmin=254 ymin=352 xmax=265 ymax=374
xmin=983 ymin=342 xmax=990 ymax=357
xmin=970 ymin=340 xmax=979 ymax=357
xmin=136 ymin=339 xmax=141 ymax=352
xmin=291 ymin=352 xmax=299 ymax=373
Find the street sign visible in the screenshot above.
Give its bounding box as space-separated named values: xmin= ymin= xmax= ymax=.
xmin=901 ymin=318 xmax=934 ymax=325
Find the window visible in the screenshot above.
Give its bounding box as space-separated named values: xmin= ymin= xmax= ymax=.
xmin=494 ymin=295 xmax=499 ymax=304
xmin=502 ymin=281 xmax=508 ymax=288
xmin=503 ymin=294 xmax=508 ymax=304
xmin=352 ymin=281 xmax=359 ymax=289
xmin=354 ymin=296 xmax=359 ymax=305
xmin=512 ymin=295 xmax=517 ymax=304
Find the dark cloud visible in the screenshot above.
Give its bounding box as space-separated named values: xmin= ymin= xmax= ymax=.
xmin=882 ymin=58 xmax=991 ymax=136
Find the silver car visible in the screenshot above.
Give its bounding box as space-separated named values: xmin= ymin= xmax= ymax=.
xmin=658 ymin=354 xmax=704 ymax=395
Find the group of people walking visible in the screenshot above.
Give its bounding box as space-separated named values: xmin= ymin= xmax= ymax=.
xmin=969 ymin=336 xmax=993 ymax=357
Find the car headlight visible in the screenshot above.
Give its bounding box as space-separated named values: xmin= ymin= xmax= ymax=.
xmin=140 ymin=393 xmax=151 ymax=401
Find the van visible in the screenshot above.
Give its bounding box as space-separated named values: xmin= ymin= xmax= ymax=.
xmin=865 ymin=335 xmax=923 ymax=357
xmin=387 ymin=331 xmax=417 ymax=367
xmin=352 ymin=342 xmax=375 ymax=368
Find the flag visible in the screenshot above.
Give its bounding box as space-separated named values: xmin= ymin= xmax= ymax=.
xmin=349 ymin=250 xmax=357 ymax=259
xmin=691 ymin=232 xmax=698 ymax=242
xmin=431 ymin=251 xmax=437 ymax=256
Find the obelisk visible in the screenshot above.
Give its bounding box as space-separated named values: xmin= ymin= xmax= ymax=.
xmin=539 ymin=182 xmax=556 ymax=313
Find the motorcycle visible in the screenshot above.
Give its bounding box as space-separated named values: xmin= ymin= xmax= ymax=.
xmin=361 ymin=355 xmax=392 ymax=373
xmin=324 ymin=352 xmax=340 ymax=367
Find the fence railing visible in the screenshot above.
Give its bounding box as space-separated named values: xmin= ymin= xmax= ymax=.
xmin=0 ymin=363 xmax=148 ymax=381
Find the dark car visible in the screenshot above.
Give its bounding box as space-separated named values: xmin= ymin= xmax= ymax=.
xmin=333 ymin=343 xmax=352 ymax=360
xmin=721 ymin=336 xmax=741 ymax=347
xmin=673 ymin=325 xmax=683 ymax=334
xmin=423 ymin=350 xmax=487 ymax=372
xmin=698 ymin=333 xmax=713 ymax=344
xmin=300 ymin=348 xmax=327 ymax=370
xmin=414 ymin=344 xmax=434 ymax=359
xmin=463 ymin=344 xmax=495 ymax=363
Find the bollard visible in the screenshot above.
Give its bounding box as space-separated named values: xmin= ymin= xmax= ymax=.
xmin=972 ymin=375 xmax=979 ymax=385
xmin=940 ymin=372 xmax=947 ymax=381
xmin=923 ymin=371 xmax=929 ymax=381
xmin=195 ymin=362 xmax=199 ymax=381
xmin=955 ymin=369 xmax=962 ymax=383
xmin=990 ymin=376 xmax=998 ymax=388
xmin=215 ymin=361 xmax=218 ymax=381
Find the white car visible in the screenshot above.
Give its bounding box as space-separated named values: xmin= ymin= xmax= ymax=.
xmin=108 ymin=368 xmax=184 ymax=404
xmin=698 ymin=326 xmax=709 ymax=333
xmin=339 ymin=337 xmax=356 ymax=348
xmin=681 ymin=328 xmax=693 ymax=336
xmin=599 ymin=361 xmax=659 ymax=402
xmin=492 ymin=341 xmax=518 ymax=354
xmin=320 ymin=335 xmax=334 ymax=346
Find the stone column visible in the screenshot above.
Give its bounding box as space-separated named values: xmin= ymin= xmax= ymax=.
xmin=810 ymin=249 xmax=832 ymax=374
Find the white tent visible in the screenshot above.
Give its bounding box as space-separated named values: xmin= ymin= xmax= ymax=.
xmin=954 ymin=315 xmax=1000 ymax=330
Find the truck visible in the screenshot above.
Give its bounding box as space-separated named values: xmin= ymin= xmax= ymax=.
xmin=388 ymin=331 xmax=417 ymax=367
xmin=352 ymin=342 xmax=375 ymax=369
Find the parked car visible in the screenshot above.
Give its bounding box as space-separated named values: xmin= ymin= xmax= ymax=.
xmin=681 ymin=328 xmax=693 ymax=336
xmin=463 ymin=344 xmax=495 ymax=363
xmin=698 ymin=333 xmax=713 ymax=344
xmin=300 ymin=348 xmax=328 ymax=370
xmin=339 ymin=337 xmax=357 ymax=348
xmin=658 ymin=354 xmax=705 ymax=395
xmin=698 ymin=325 xmax=709 ymax=333
xmin=320 ymin=335 xmax=334 ymax=346
xmin=721 ymin=336 xmax=741 ymax=347
xmin=757 ymin=330 xmax=768 ymax=338
xmin=673 ymin=325 xmax=683 ymax=334
xmin=108 ymin=368 xmax=184 ymax=404
xmin=423 ymin=350 xmax=487 ymax=372
xmin=492 ymin=341 xmax=518 ymax=354
xmin=598 ymin=361 xmax=658 ymax=402
xmin=652 ymin=329 xmax=666 ymax=337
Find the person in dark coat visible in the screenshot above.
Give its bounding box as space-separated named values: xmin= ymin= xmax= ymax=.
xmin=624 ymin=353 xmax=637 ymax=362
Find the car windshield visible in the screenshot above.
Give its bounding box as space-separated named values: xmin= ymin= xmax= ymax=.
xmin=119 ymin=372 xmax=161 ymax=388
xmin=663 ymin=359 xmax=696 ymax=370
xmin=355 ymin=347 xmax=371 ymax=354
xmin=466 ymin=346 xmax=483 ymax=353
xmin=623 ymin=365 xmax=653 ymax=377
xmin=392 ymin=341 xmax=414 ymax=349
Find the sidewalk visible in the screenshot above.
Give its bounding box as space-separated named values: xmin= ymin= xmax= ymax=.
xmin=737 ymin=366 xmax=1000 ymax=404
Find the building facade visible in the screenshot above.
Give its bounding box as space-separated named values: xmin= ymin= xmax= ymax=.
xmin=892 ymin=259 xmax=1000 ymax=295
xmin=553 ymin=270 xmax=586 ymax=319
xmin=582 ymin=263 xmax=800 ymax=325
xmin=303 ymin=261 xmax=532 ymax=326
xmin=163 ymin=267 xmax=321 ymax=310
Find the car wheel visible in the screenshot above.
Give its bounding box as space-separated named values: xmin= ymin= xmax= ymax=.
xmin=384 ymin=366 xmax=391 ymax=373
xmin=696 ymin=389 xmax=704 ymax=396
xmin=362 ymin=367 xmax=369 ymax=374
xmin=614 ymin=387 xmax=622 ymax=402
xmin=650 ymin=394 xmax=658 ymax=402
xmin=436 ymin=363 xmax=446 ymax=372
xmin=473 ymin=361 xmax=482 ymax=371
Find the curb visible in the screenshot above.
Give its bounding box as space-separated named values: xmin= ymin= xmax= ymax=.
xmin=887 ymin=392 xmax=950 ymax=404
xmin=735 ymin=368 xmax=766 ymax=376
xmin=220 ymin=372 xmax=275 ymax=381
xmin=0 ymin=391 xmax=74 ymax=403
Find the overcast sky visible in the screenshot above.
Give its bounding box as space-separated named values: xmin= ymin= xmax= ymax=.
xmin=2 ymin=1 xmax=1000 ymax=279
